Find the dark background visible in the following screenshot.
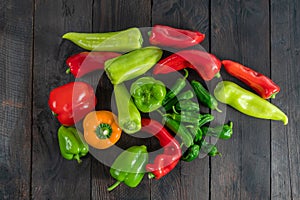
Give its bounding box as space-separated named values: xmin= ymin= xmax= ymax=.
xmin=1 ymin=0 xmax=299 ymax=199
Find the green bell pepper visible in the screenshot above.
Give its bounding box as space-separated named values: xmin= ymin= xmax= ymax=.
xmin=130 ymin=76 xmax=166 ymax=113
xmin=57 ymin=126 xmax=89 ymax=163
xmin=62 ymin=27 xmax=143 ymax=52
xmin=105 ymin=46 xmax=163 ymax=84
xmin=114 ymin=83 xmax=141 ymax=134
xmin=107 ymin=145 xmax=149 ymax=191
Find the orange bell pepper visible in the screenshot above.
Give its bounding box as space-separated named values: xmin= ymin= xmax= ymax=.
xmin=83 ymin=111 xmax=122 ymax=149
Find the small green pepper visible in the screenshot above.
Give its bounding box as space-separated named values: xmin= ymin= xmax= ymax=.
xmin=214 ymin=81 xmax=288 ymax=125
xmin=114 ymin=83 xmax=141 ymax=134
xmin=108 ymin=145 xmax=148 ymax=191
xmin=130 ymin=77 xmax=166 ymax=113
xmin=62 ymin=27 xmax=143 ymax=52
xmin=202 ymin=121 xmax=233 ymax=140
xmin=198 ymin=114 xmax=215 ymax=127
xmin=200 ymin=141 xmax=220 ymax=157
xmin=163 ymin=90 xmax=194 ymax=111
xmin=105 ymin=46 xmax=163 ymax=84
xmin=57 ymin=126 xmax=89 ymax=163
xmin=181 ymin=144 xmax=200 ymax=162
xmin=191 ymin=80 xmax=221 ymax=112
xmin=175 ymin=100 xmax=200 ymax=112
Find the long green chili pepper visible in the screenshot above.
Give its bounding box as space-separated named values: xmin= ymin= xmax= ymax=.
xmin=162 ymin=69 xmax=189 ymax=106
xmin=198 ymin=114 xmax=215 ymax=127
xmin=191 ymin=80 xmax=222 ymax=112
xmin=163 ymin=90 xmax=194 ymax=111
xmin=114 ymin=83 xmax=141 ymax=134
xmin=202 ymin=121 xmax=233 ymax=140
xmin=214 ymin=81 xmax=288 ymax=125
xmin=175 ymin=100 xmax=200 ymax=112
xmin=163 ymin=116 xmax=193 ymax=147
xmin=62 ymin=27 xmax=143 ymax=52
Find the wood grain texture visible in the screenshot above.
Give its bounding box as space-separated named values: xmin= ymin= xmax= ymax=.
xmin=152 ymin=1 xmax=210 ymax=200
xmin=31 ymin=0 xmax=93 ymax=199
xmin=0 ymin=0 xmax=33 ymax=199
xmin=91 ymin=0 xmax=152 ymax=199
xmin=211 ymin=1 xmax=271 ymax=199
xmin=271 ymin=0 xmax=300 ymax=199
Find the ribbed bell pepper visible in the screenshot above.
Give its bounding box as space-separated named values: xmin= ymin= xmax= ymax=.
xmin=107 ymin=145 xmax=148 ymax=191
xmin=130 ymin=76 xmax=166 ymax=113
xmin=48 ymin=82 xmax=97 ymax=126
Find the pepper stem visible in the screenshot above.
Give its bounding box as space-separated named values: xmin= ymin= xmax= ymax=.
xmin=66 ymin=68 xmax=71 ymax=74
xmin=214 ymin=72 xmax=221 ymax=78
xmin=183 ymin=69 xmax=189 ymax=79
xmin=51 ymin=111 xmax=58 ymax=116
xmin=95 ymin=123 xmax=113 ymax=139
xmin=74 ymin=154 xmax=82 ymax=164
xmin=148 ymin=173 xmax=156 ymax=179
xmin=107 ymin=181 xmax=121 ymax=191
xmin=172 ymin=106 xmax=179 ymax=114
xmin=215 ymin=106 xmax=222 ymax=113
xmin=269 ymin=92 xmax=277 ymax=99
xmin=156 ymin=109 xmax=164 ymax=116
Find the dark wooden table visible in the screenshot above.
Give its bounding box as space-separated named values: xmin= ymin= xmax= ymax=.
xmin=1 ymin=0 xmax=299 ymax=199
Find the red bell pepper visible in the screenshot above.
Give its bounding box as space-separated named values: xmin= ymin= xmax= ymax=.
xmin=141 ymin=118 xmax=181 ymax=179
xmin=48 ymin=82 xmax=97 ymax=126
xmin=222 ymin=60 xmax=280 ymax=99
xmin=66 ymin=52 xmax=121 ymax=78
xmin=153 ymin=50 xmax=221 ymax=81
xmin=149 ymin=25 xmax=205 ymax=48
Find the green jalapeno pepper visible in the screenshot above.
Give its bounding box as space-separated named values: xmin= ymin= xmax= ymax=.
xmin=62 ymin=27 xmax=143 ymax=52
xmin=202 ymin=121 xmax=233 ymax=140
xmin=105 ymin=46 xmax=163 ymax=84
xmin=191 ymin=80 xmax=221 ymax=112
xmin=57 ymin=126 xmax=89 ymax=163
xmin=130 ymin=77 xmax=166 ymax=113
xmin=114 ymin=83 xmax=141 ymax=134
xmin=108 ymin=145 xmax=148 ymax=191
xmin=214 ymin=81 xmax=288 ymax=125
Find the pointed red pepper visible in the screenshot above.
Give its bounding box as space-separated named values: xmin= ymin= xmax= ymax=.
xmin=66 ymin=52 xmax=121 ymax=78
xmin=141 ymin=118 xmax=181 ymax=179
xmin=48 ymin=82 xmax=97 ymax=126
xmin=222 ymin=60 xmax=280 ymax=99
xmin=149 ymin=25 xmax=205 ymax=48
xmin=153 ymin=50 xmax=221 ymax=81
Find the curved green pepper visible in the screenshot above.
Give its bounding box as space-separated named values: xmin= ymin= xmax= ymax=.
xmin=214 ymin=81 xmax=288 ymax=125
xmin=105 ymin=46 xmax=163 ymax=84
xmin=62 ymin=27 xmax=143 ymax=52
xmin=57 ymin=126 xmax=89 ymax=163
xmin=114 ymin=83 xmax=141 ymax=134
xmin=130 ymin=77 xmax=166 ymax=113
xmin=108 ymin=145 xmax=148 ymax=191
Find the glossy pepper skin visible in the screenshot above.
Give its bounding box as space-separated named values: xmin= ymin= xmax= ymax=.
xmin=105 ymin=46 xmax=163 ymax=84
xmin=48 ymin=82 xmax=97 ymax=126
xmin=222 ymin=60 xmax=280 ymax=99
xmin=149 ymin=25 xmax=205 ymax=48
xmin=130 ymin=77 xmax=166 ymax=113
xmin=66 ymin=52 xmax=121 ymax=78
xmin=107 ymin=145 xmax=148 ymax=191
xmin=83 ymin=111 xmax=122 ymax=149
xmin=141 ymin=118 xmax=181 ymax=180
xmin=191 ymin=80 xmax=221 ymax=112
xmin=62 ymin=27 xmax=143 ymax=52
xmin=153 ymin=50 xmax=221 ymax=81
xmin=57 ymin=126 xmax=89 ymax=163
xmin=202 ymin=121 xmax=233 ymax=140
xmin=114 ymin=83 xmax=141 ymax=134
xmin=181 ymin=144 xmax=200 ymax=162
xmin=214 ymin=81 xmax=288 ymax=125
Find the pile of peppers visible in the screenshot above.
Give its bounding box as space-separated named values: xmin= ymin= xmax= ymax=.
xmin=48 ymin=24 xmax=288 ymax=191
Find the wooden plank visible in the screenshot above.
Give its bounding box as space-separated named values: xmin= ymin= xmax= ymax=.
xmin=271 ymin=0 xmax=300 ymax=199
xmin=91 ymin=0 xmax=152 ymax=199
xmin=210 ymin=1 xmax=271 ymax=199
xmin=0 ymin=0 xmax=33 ymax=199
xmin=31 ymin=1 xmax=93 ymax=199
xmin=152 ymin=1 xmax=210 ymax=200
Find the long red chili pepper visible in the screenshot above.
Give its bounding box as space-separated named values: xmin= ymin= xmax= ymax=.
xmin=222 ymin=60 xmax=280 ymax=99
xmin=66 ymin=52 xmax=121 ymax=78
xmin=153 ymin=50 xmax=221 ymax=81
xmin=141 ymin=118 xmax=181 ymax=180
xmin=149 ymin=25 xmax=205 ymax=48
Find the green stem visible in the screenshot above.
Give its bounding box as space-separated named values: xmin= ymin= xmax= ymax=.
xmin=172 ymin=106 xmax=179 ymax=114
xmin=183 ymin=69 xmax=189 ymax=79
xmin=148 ymin=173 xmax=155 ymax=179
xmin=66 ymin=68 xmax=71 ymax=74
xmin=214 ymin=72 xmax=221 ymax=78
xmin=51 ymin=111 xmax=58 ymax=116
xmin=269 ymin=92 xmax=277 ymax=99
xmin=107 ymin=181 xmax=121 ymax=191
xmin=156 ymin=109 xmax=164 ymax=116
xmin=74 ymin=154 xmax=82 ymax=164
